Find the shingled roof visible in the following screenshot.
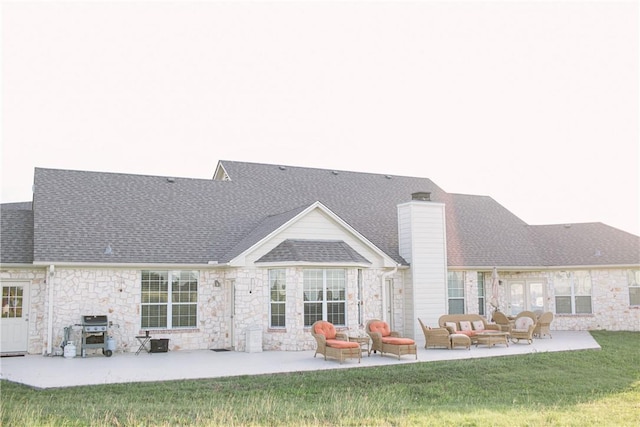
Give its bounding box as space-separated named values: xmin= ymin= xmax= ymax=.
xmin=530 ymin=223 xmax=640 ymax=266
xmin=0 ymin=204 xmax=34 ymax=264
xmin=1 ymin=160 xmax=638 ymax=268
xmin=256 ymin=239 xmax=371 ymax=264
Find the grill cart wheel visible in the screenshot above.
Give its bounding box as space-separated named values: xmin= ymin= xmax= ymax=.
xmin=103 ymin=349 xmax=113 ymax=357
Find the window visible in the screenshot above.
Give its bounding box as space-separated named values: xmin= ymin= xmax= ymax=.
xmin=141 ymin=271 xmax=198 ymax=329
xmin=1 ymin=284 xmax=23 ymax=318
xmin=303 ymin=269 xmax=346 ymax=327
xmin=554 ymin=271 xmax=592 ymax=314
xmin=448 ymin=271 xmax=465 ymax=314
xmin=477 ymin=272 xmax=485 ymax=316
xmin=628 ymin=270 xmax=640 ymax=306
xmin=269 ymin=269 xmax=286 ymax=328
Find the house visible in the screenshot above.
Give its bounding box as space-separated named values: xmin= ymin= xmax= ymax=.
xmin=1 ymin=160 xmax=638 ymax=355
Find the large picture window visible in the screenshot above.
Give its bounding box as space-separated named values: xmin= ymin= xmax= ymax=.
xmin=448 ymin=271 xmax=465 ymax=314
xmin=141 ymin=270 xmax=198 ymax=329
xmin=554 ymin=271 xmax=592 ymax=314
xmin=303 ymin=269 xmax=346 ymax=327
xmin=269 ymin=269 xmax=286 ymax=328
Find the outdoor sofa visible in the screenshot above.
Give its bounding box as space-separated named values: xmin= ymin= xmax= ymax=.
xmin=438 ymin=314 xmax=501 ymax=344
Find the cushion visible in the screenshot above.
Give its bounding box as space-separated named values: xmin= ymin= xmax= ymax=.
xmin=472 ymin=320 xmax=485 ymax=331
xmin=444 ymin=322 xmax=457 ymax=331
xmin=515 ymin=317 xmax=534 ymax=330
xmin=326 ymin=339 xmax=360 ymax=349
xmin=368 ymin=321 xmax=391 ymax=337
xmin=454 ymin=330 xmax=475 ymax=337
xmin=381 ymin=337 xmax=415 ymax=345
xmin=314 ymin=321 xmax=337 ymax=340
xmin=459 ymin=321 xmax=472 ymax=331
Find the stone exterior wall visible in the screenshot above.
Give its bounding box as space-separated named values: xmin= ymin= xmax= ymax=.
xmin=259 ymin=267 xmax=393 ymax=352
xmin=5 ymin=267 xmax=233 ymax=355
xmin=459 ymin=268 xmax=639 ymax=332
xmin=3 ymin=265 xmax=399 ymax=355
xmin=5 ymin=264 xmax=636 ymax=355
xmin=551 ymin=269 xmax=639 ymax=331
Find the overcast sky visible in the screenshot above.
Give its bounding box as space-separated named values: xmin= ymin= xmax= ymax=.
xmin=2 ymin=1 xmax=638 ymax=236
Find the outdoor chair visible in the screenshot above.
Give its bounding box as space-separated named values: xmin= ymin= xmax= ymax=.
xmin=418 ymin=318 xmax=451 ymax=349
xmin=510 ymin=312 xmax=536 ymax=344
xmin=366 ymin=319 xmax=417 ymax=359
xmin=310 ymin=320 xmax=361 ymax=364
xmin=491 ymin=311 xmax=512 ymax=333
xmin=533 ymin=311 xmax=553 ymax=338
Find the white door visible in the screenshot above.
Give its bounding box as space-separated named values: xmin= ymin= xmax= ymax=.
xmin=0 ymin=282 xmax=30 ymax=353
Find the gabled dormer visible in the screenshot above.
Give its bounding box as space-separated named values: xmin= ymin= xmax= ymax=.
xmin=212 ymin=162 xmax=231 ymax=181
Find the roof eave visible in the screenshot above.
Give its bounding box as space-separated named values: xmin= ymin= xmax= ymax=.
xmin=447 ymin=263 xmax=640 ymax=271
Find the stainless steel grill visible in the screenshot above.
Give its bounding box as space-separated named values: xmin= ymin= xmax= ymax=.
xmin=80 ymin=315 xmax=112 ymax=357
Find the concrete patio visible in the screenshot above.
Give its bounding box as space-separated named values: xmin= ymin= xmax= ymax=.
xmin=1 ymin=331 xmax=600 ymax=389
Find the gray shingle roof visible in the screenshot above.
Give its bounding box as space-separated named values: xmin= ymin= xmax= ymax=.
xmin=443 ymin=193 xmax=544 ymax=267
xmin=1 ymin=205 xmax=34 ymax=264
xmin=220 ymin=205 xmax=309 ymax=263
xmin=530 ymin=223 xmax=640 ymax=266
xmin=256 ymin=239 xmax=371 ymax=264
xmin=6 ymin=160 xmax=636 ymax=268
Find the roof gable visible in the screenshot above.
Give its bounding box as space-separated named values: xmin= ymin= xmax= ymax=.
xmin=226 ymin=201 xmax=395 ymax=267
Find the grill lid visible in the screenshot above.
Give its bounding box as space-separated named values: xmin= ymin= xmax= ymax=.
xmin=82 ymin=315 xmax=108 ymax=325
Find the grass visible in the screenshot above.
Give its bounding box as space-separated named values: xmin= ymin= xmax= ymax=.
xmin=1 ymin=331 xmax=638 ymax=426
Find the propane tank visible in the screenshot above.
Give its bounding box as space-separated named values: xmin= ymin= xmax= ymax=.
xmin=106 ymin=336 xmax=116 ymax=352
xmin=63 ymin=341 xmax=76 ymax=358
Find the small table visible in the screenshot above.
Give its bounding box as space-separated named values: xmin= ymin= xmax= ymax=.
xmin=348 ymin=336 xmax=370 ymax=356
xmin=475 ymin=331 xmax=509 ymax=348
xmin=135 ymin=332 xmax=151 ymax=355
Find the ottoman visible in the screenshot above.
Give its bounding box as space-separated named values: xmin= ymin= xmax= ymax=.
xmin=450 ymin=333 xmax=471 ymax=350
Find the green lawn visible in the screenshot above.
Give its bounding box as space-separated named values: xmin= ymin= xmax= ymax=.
xmin=1 ymin=331 xmax=638 ymax=426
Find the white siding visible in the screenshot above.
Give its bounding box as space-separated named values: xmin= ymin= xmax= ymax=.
xmin=398 ymin=201 xmax=447 ymax=338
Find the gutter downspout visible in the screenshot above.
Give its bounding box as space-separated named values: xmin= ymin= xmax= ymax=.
xmin=46 ymin=265 xmax=55 ymax=355
xmin=381 ymin=265 xmax=398 ymax=323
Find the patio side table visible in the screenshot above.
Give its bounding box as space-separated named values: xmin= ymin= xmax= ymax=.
xmin=348 ymin=335 xmax=371 ymax=356
xmin=135 ymin=331 xmax=152 ymax=355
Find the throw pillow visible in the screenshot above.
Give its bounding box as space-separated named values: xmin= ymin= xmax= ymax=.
xmin=472 ymin=320 xmax=485 ymax=331
xmin=515 ymin=317 xmax=534 ymax=330
xmin=444 ymin=321 xmax=457 ymax=331
xmin=459 ymin=321 xmax=472 ymax=331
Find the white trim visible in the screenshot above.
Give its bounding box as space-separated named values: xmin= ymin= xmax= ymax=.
xmin=448 ymin=264 xmax=640 ymax=271
xmin=31 ymin=262 xmax=224 ymax=269
xmin=254 ymin=261 xmax=372 ymax=268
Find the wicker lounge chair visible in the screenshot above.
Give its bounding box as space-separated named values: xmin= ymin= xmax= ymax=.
xmin=533 ymin=311 xmax=553 ymax=338
xmin=491 ymin=311 xmax=512 ymax=333
xmin=310 ymin=320 xmax=361 ymax=364
xmin=418 ymin=318 xmax=451 ymax=349
xmin=510 ymin=311 xmax=537 ymax=344
xmin=366 ymin=319 xmax=417 ymax=359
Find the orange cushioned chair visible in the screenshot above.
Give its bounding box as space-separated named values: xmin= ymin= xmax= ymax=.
xmin=310 ymin=320 xmax=361 ymax=364
xmin=366 ymin=319 xmax=417 ymax=360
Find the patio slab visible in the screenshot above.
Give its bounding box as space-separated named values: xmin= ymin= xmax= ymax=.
xmin=0 ymin=331 xmax=600 ymax=389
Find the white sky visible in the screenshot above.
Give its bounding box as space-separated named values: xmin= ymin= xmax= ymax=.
xmin=2 ymin=1 xmax=639 ymax=236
